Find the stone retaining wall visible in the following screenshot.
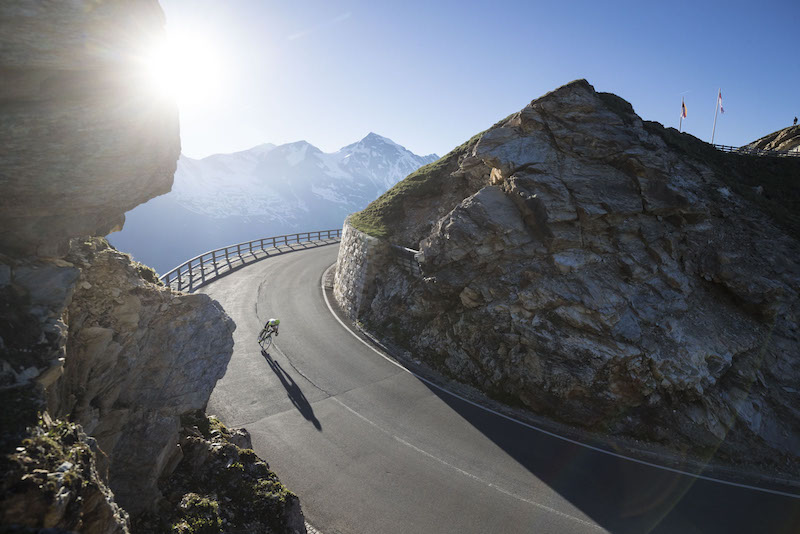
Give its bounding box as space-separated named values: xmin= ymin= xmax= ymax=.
xmin=333 ymin=219 xmax=392 ymax=320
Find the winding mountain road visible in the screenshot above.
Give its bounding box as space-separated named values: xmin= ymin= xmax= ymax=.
xmin=200 ymin=244 xmax=799 ymax=534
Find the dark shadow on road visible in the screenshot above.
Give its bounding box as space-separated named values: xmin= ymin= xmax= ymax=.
xmin=262 ymin=349 xmax=322 ymax=431
xmin=419 ymin=379 xmax=800 ymax=534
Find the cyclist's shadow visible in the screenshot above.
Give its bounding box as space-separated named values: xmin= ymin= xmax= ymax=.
xmin=262 ymin=349 xmax=322 ymax=431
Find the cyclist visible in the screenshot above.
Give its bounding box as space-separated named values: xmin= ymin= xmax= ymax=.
xmin=263 ymin=318 xmax=280 ymax=337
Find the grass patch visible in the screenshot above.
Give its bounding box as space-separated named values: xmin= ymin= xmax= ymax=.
xmin=350 ymin=130 xmax=488 ymax=239
xmin=172 ymin=493 xmax=222 ymax=534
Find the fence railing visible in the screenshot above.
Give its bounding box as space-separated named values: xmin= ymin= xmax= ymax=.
xmin=713 ymin=144 xmax=799 ymax=158
xmin=160 ymin=229 xmax=342 ymax=292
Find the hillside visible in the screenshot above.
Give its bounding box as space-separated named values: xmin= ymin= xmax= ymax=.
xmin=335 ymin=79 xmax=800 ymax=475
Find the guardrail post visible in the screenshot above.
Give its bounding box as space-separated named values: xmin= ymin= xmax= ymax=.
xmin=188 ymin=262 xmax=194 ymax=291
xmin=236 ymin=244 xmax=241 ymax=258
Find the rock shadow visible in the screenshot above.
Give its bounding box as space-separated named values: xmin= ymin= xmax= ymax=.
xmin=262 ymin=349 xmax=322 ymax=431
xmin=420 ymin=379 xmax=800 ymax=534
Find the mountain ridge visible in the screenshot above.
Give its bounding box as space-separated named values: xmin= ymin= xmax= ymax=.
xmin=109 ymin=133 xmax=438 ymax=272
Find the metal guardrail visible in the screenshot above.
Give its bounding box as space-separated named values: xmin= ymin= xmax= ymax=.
xmin=713 ymin=144 xmax=799 ymax=158
xmin=160 ymin=229 xmax=342 ymax=292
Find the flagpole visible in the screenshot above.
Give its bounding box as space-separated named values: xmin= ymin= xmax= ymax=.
xmin=711 ymin=87 xmax=719 ymax=144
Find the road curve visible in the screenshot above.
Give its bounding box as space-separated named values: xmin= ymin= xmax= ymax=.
xmin=200 ymin=245 xmax=800 ymax=534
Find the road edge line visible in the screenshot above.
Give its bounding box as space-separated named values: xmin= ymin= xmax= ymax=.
xmin=320 ymin=263 xmax=800 ymax=500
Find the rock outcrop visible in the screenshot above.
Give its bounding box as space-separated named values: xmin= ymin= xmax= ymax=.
xmin=50 ymin=239 xmax=236 ymax=514
xmin=0 ymin=2 xmax=301 ymax=531
xmin=339 ymin=80 xmax=800 ymax=473
xmin=0 ymin=1 xmax=180 ymax=257
xmin=1 ymin=238 xmax=236 ymax=523
xmin=746 ymin=124 xmax=800 ymax=153
xmin=1 ymin=415 xmax=130 ymax=534
xmin=134 ymin=412 xmax=306 ymax=534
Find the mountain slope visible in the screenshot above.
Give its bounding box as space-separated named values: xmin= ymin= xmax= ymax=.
xmin=108 ymin=134 xmax=438 ymax=272
xmin=337 ymin=80 xmax=800 ymax=474
xmin=745 ymin=124 xmax=800 ymax=153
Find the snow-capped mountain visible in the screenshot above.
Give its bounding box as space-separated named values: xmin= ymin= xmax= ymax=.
xmin=108 ymin=133 xmax=438 ymax=273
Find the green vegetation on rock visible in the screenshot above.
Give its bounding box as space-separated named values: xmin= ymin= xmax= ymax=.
xmin=0 ymin=414 xmax=129 ymax=532
xmin=349 ymin=131 xmax=485 ymax=238
xmin=134 ymin=412 xmax=301 ymax=534
xmin=171 ymin=493 xmax=222 ymax=534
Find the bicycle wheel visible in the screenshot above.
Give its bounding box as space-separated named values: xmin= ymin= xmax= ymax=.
xmin=262 ymin=333 xmax=272 ymax=350
xmin=257 ymin=328 xmax=268 ymax=344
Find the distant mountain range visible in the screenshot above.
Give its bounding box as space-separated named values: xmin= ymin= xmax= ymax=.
xmin=108 ymin=133 xmax=438 ymax=273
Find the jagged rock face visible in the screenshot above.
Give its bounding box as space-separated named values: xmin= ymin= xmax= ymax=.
xmin=0 ymin=416 xmax=130 ymax=534
xmin=1 ymin=239 xmax=235 ymax=518
xmin=0 ymin=1 xmax=180 ymax=257
xmin=356 ymin=80 xmax=800 ymax=471
xmin=44 ymin=239 xmax=236 ymax=514
xmin=746 ymin=124 xmax=800 ymax=153
xmin=134 ymin=413 xmax=306 ymax=534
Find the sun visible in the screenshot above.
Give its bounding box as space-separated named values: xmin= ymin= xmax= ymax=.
xmin=141 ymin=30 xmax=223 ymax=106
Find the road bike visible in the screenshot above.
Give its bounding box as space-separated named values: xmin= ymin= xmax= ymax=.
xmin=257 ymin=327 xmax=274 ymax=349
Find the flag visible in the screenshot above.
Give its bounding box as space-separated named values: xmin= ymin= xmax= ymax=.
xmin=718 ymin=90 xmax=724 ymax=114
xmin=681 ymin=98 xmax=687 ymax=118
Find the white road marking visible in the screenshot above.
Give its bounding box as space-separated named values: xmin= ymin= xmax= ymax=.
xmin=331 ymin=396 xmax=606 ymax=531
xmin=321 ymin=264 xmax=800 ymax=500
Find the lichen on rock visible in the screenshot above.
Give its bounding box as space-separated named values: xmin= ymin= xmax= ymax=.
xmin=0 ymin=414 xmax=130 ymax=534
xmin=133 ymin=412 xmax=306 ymax=534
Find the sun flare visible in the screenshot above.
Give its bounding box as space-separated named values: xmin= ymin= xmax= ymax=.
xmin=141 ymin=31 xmax=222 ymax=106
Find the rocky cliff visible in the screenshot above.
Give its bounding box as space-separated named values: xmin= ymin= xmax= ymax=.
xmin=746 ymin=124 xmax=800 ymax=153
xmin=0 ymin=1 xmax=180 ymax=257
xmin=50 ymin=239 xmax=236 ymax=514
xmin=1 ymin=2 xmax=304 ymax=532
xmin=338 ymin=80 xmax=800 ymax=474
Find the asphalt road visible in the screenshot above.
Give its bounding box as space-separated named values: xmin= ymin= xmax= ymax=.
xmin=200 ymin=244 xmax=800 ymax=534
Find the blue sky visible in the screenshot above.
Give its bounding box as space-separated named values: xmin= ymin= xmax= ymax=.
xmin=161 ymin=0 xmax=799 ymax=159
